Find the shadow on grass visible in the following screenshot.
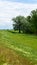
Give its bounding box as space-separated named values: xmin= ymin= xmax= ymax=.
xmin=7 ymin=30 xmax=37 ymax=36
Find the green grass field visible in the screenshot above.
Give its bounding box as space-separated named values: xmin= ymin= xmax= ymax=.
xmin=0 ymin=30 xmax=37 ymax=65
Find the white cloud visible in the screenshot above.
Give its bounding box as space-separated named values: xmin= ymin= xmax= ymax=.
xmin=0 ymin=1 xmax=37 ymax=29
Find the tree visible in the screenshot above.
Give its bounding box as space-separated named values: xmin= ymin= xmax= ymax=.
xmin=26 ymin=15 xmax=34 ymax=33
xmin=30 ymin=9 xmax=37 ymax=34
xmin=12 ymin=16 xmax=26 ymax=33
xmin=12 ymin=9 xmax=37 ymax=34
xmin=26 ymin=9 xmax=37 ymax=34
xmin=26 ymin=16 xmax=31 ymax=22
xmin=12 ymin=15 xmax=32 ymax=33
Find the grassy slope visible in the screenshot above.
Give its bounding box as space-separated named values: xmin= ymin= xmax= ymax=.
xmin=0 ymin=30 xmax=37 ymax=65
xmin=0 ymin=45 xmax=32 ymax=65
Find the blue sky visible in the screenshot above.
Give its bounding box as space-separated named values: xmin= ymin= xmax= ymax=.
xmin=1 ymin=0 xmax=37 ymax=3
xmin=11 ymin=0 xmax=37 ymax=3
xmin=0 ymin=0 xmax=37 ymax=29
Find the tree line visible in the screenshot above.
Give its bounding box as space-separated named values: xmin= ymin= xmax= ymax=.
xmin=12 ymin=9 xmax=37 ymax=34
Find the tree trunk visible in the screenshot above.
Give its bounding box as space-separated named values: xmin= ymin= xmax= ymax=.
xmin=19 ymin=24 xmax=21 ymax=33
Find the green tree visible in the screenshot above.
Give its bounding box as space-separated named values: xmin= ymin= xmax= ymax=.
xmin=30 ymin=9 xmax=37 ymax=34
xmin=12 ymin=16 xmax=26 ymax=33
xmin=12 ymin=15 xmax=32 ymax=33
xmin=26 ymin=16 xmax=31 ymax=22
xmin=26 ymin=9 xmax=37 ymax=34
xmin=12 ymin=9 xmax=37 ymax=34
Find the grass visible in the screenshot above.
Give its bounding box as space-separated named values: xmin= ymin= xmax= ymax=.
xmin=0 ymin=30 xmax=37 ymax=65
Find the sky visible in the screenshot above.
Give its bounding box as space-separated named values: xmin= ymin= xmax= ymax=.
xmin=0 ymin=0 xmax=37 ymax=29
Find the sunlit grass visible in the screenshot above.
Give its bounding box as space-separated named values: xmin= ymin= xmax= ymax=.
xmin=0 ymin=30 xmax=37 ymax=65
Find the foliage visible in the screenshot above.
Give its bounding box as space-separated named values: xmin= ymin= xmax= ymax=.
xmin=30 ymin=9 xmax=37 ymax=34
xmin=12 ymin=16 xmax=31 ymax=33
xmin=12 ymin=9 xmax=37 ymax=34
xmin=12 ymin=16 xmax=27 ymax=33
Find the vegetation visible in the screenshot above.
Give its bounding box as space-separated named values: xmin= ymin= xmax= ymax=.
xmin=0 ymin=30 xmax=37 ymax=65
xmin=12 ymin=9 xmax=37 ymax=34
xmin=0 ymin=9 xmax=37 ymax=65
xmin=12 ymin=16 xmax=27 ymax=33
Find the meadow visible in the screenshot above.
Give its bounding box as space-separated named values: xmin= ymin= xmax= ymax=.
xmin=0 ymin=30 xmax=37 ymax=65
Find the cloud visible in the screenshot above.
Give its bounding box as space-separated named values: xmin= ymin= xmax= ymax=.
xmin=0 ymin=1 xmax=37 ymax=29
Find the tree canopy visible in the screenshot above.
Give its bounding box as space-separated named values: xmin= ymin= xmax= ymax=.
xmin=12 ymin=9 xmax=37 ymax=34
xmin=12 ymin=16 xmax=27 ymax=33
